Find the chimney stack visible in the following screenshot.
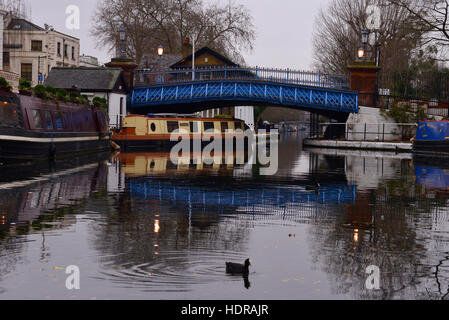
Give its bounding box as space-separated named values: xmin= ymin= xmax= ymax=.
xmin=182 ymin=37 xmax=192 ymax=59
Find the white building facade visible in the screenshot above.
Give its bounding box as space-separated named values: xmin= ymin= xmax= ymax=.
xmin=235 ymin=106 xmax=255 ymax=131
xmin=2 ymin=14 xmax=80 ymax=86
xmin=79 ymin=54 xmax=99 ymax=68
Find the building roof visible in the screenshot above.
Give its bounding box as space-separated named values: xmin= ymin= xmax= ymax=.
xmin=170 ymin=46 xmax=238 ymax=68
xmin=44 ymin=67 xmax=125 ymax=92
xmin=6 ymin=18 xmax=45 ymax=31
xmin=139 ymin=53 xmax=182 ymax=70
xmin=139 ymin=46 xmax=238 ymax=70
xmin=5 ymin=17 xmax=79 ymax=40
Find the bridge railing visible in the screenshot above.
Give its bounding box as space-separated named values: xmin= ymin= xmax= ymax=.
xmin=133 ymin=66 xmax=351 ymax=90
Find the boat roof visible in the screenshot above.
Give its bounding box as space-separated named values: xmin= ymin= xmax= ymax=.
xmin=418 ymin=120 xmax=449 ymax=123
xmin=125 ymin=114 xmax=242 ymax=121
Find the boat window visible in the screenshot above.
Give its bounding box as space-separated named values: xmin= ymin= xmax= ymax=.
xmin=54 ymin=113 xmax=64 ymax=130
xmin=44 ymin=111 xmax=54 ymax=130
xmin=167 ymin=121 xmax=179 ymax=133
xmin=0 ymin=101 xmax=19 ymax=126
xmin=204 ymin=122 xmax=215 ymax=132
xmin=190 ymin=121 xmax=199 ymax=133
xmin=150 ymin=122 xmax=156 ymax=132
xmin=235 ymin=122 xmax=243 ymax=130
xmin=221 ymin=122 xmax=229 ymax=133
xmin=31 ymin=110 xmax=43 ymax=129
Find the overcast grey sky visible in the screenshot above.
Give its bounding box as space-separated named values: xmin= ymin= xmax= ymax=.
xmin=27 ymin=0 xmax=330 ymax=69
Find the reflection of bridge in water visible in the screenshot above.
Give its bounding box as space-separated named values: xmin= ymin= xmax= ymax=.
xmin=128 ymin=179 xmax=356 ymax=209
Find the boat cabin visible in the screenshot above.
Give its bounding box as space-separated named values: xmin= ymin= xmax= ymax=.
xmin=119 ymin=114 xmax=246 ymax=136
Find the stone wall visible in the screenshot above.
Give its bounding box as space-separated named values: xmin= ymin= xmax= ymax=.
xmin=0 ymin=70 xmax=20 ymax=88
xmin=346 ymin=106 xmax=403 ymax=141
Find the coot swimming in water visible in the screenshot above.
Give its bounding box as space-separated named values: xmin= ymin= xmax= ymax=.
xmin=226 ymin=259 xmax=251 ymax=275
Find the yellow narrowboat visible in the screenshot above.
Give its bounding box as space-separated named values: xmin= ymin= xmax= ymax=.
xmin=111 ymin=114 xmax=248 ymax=150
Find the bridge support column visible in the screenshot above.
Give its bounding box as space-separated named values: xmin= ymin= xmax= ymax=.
xmin=310 ymin=113 xmax=320 ymax=138
xmin=347 ymin=61 xmax=380 ymax=108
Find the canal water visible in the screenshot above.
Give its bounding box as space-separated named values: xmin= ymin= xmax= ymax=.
xmin=1 ymin=133 xmax=449 ymax=300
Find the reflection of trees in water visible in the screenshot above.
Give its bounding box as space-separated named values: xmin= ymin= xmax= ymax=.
xmin=307 ymin=171 xmax=449 ymax=299
xmin=0 ymin=237 xmax=25 ymax=291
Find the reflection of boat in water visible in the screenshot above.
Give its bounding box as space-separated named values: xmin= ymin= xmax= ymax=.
xmin=0 ymin=154 xmax=108 ymax=232
xmin=413 ymin=121 xmax=449 ymax=157
xmin=113 ymin=151 xmax=248 ymax=177
xmin=111 ymin=114 xmax=248 ymax=151
xmin=415 ymin=161 xmax=449 ymax=193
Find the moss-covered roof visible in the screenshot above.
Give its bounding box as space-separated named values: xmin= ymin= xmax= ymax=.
xmin=45 ymin=67 xmax=124 ymax=92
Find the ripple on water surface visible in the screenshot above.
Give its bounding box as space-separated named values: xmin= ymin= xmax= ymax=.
xmin=96 ymin=249 xmax=248 ymax=292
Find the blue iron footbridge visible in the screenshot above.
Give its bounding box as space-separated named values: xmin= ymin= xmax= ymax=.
xmin=130 ymin=66 xmax=359 ymax=115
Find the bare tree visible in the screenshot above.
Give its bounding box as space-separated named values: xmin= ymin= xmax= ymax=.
xmin=1 ymin=0 xmax=31 ymax=18
xmin=388 ymin=0 xmax=449 ymax=60
xmin=91 ymin=0 xmax=256 ymax=65
xmin=312 ymin=0 xmax=425 ymax=74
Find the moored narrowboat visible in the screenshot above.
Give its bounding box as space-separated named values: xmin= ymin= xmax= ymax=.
xmin=413 ymin=121 xmax=449 ymax=157
xmin=0 ymin=90 xmax=110 ymax=161
xmin=111 ymin=114 xmax=249 ymax=150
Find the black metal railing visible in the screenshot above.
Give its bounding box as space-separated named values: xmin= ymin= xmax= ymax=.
xmin=309 ymin=123 xmax=416 ymax=142
xmin=378 ymin=71 xmax=449 ymax=103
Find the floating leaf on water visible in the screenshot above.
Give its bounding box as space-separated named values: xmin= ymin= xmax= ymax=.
xmin=52 ymin=267 xmax=64 ymax=270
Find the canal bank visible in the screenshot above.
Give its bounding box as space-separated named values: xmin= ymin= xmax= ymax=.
xmin=303 ymin=139 xmax=412 ymax=152
xmin=305 ymin=105 xmax=420 ymax=153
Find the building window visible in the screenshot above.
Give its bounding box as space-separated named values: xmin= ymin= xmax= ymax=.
xmin=21 ymin=63 xmax=33 ymax=82
xmin=57 ymin=42 xmax=61 ymax=56
xmin=2 ymin=52 xmax=9 ymax=67
xmin=64 ymin=44 xmax=68 ymax=57
xmin=72 ymin=46 xmax=75 ymax=60
xmin=31 ymin=40 xmax=42 ymax=52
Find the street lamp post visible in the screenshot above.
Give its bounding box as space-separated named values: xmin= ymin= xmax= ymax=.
xmin=192 ymin=35 xmax=195 ymax=81
xmin=157 ymin=45 xmax=164 ymax=68
xmin=358 ymin=29 xmax=369 ymax=61
xmin=37 ymin=55 xmax=46 ymax=84
xmin=119 ymin=26 xmax=126 ymax=58
xmin=158 ymin=45 xmax=164 ymax=83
